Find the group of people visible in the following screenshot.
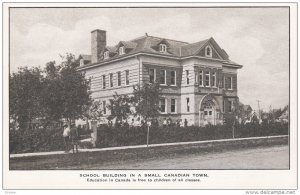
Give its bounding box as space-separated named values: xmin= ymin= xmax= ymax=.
xmin=163 ymin=118 xmax=188 ymax=127
xmin=62 ymin=124 xmax=80 ymax=153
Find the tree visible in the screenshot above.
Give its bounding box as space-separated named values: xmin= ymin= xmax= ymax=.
xmin=132 ymin=82 xmax=161 ymax=121
xmin=57 ymin=54 xmax=92 ymax=125
xmin=9 ymin=67 xmax=44 ymax=129
xmin=82 ymin=100 xmax=103 ymax=130
xmin=107 ymin=93 xmax=132 ymax=122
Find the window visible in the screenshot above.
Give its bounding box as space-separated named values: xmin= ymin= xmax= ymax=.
xmin=80 ymin=59 xmax=84 ymax=66
xmin=104 ymin=51 xmax=109 ymax=59
xmin=170 ymin=70 xmax=176 ymax=86
xmin=205 ymin=71 xmax=210 ymax=86
xmin=109 ymin=73 xmax=113 ymax=87
xmin=223 ymin=76 xmax=226 ymax=89
xmin=125 ymin=70 xmax=129 ymax=85
xmin=117 ymin=72 xmax=121 ymax=86
xmin=159 ymin=44 xmax=167 ymax=52
xmin=102 ymin=75 xmax=106 ymax=89
xmin=160 ymin=69 xmax=166 ymax=85
xmin=103 ymin=101 xmax=106 ymax=115
xmin=229 ymin=77 xmax=233 ymax=90
xmin=186 ymin=98 xmax=190 ymax=112
xmin=223 ymin=100 xmax=225 ymax=113
xmin=205 ymin=45 xmax=212 ymax=57
xmin=199 ymin=70 xmax=203 ymax=86
xmin=119 ymin=46 xmax=125 ymax=55
xmin=160 ymin=98 xmax=166 ymax=113
xmin=228 ymin=100 xmax=233 ymax=113
xmin=171 ymin=99 xmax=176 ymax=113
xmin=212 ymin=72 xmax=216 ymax=87
xmin=149 ymin=68 xmax=155 ymax=84
xmin=186 ymin=70 xmax=189 ymax=85
xmin=195 ymin=72 xmax=199 ymax=85
xmin=209 ymin=111 xmax=212 ymax=115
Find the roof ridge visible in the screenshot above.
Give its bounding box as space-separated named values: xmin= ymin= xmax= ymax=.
xmin=146 ymin=35 xmax=189 ymax=44
xmin=181 ymin=38 xmax=210 ymax=47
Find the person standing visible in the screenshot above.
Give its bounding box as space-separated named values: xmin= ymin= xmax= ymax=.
xmin=70 ymin=124 xmax=80 ymax=153
xmin=184 ymin=119 xmax=188 ymax=127
xmin=63 ymin=124 xmax=71 ymax=152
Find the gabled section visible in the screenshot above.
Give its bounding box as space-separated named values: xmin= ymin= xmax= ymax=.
xmin=181 ymin=37 xmax=229 ymax=60
xmin=151 ymin=39 xmax=171 ymax=53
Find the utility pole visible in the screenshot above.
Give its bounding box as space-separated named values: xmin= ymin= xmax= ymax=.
xmin=257 ymin=100 xmax=261 ymax=121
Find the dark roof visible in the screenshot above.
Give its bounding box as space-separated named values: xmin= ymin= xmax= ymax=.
xmin=84 ymin=34 xmax=239 ymax=67
xmin=79 ymin=54 xmax=91 ymax=61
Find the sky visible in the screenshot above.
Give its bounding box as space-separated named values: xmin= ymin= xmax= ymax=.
xmin=10 ymin=7 xmax=289 ymax=111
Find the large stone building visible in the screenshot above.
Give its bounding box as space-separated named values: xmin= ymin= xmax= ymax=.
xmin=77 ymin=29 xmax=243 ymax=126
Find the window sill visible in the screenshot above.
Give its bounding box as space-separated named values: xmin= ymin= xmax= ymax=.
xmin=170 ymin=84 xmax=176 ymax=87
xmin=160 ymin=84 xmax=167 ymax=86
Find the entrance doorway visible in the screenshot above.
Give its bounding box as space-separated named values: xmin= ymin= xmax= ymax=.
xmin=203 ymin=105 xmax=215 ymax=125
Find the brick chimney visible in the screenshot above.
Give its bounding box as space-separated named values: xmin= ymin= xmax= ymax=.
xmin=91 ymin=29 xmax=106 ymax=64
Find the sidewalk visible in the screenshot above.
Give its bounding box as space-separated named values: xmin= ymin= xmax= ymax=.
xmin=9 ymin=135 xmax=288 ymax=158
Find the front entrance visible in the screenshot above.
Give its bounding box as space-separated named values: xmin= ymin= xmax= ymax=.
xmin=199 ymin=94 xmax=220 ymax=127
xmin=203 ymin=105 xmax=215 ymax=125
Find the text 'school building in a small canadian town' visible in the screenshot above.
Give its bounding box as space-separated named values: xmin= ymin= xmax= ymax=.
xmin=77 ymin=29 xmax=243 ymax=126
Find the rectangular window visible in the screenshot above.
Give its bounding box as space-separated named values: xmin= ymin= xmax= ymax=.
xmin=205 ymin=71 xmax=210 ymax=86
xmin=229 ymin=77 xmax=233 ymax=90
xmin=170 ymin=70 xmax=176 ymax=86
xmin=171 ymin=99 xmax=176 ymax=113
xmin=125 ymin=70 xmax=129 ymax=85
xmin=103 ymin=101 xmax=106 ymax=115
xmin=228 ymin=100 xmax=233 ymax=113
xmin=199 ymin=70 xmax=203 ymax=86
xmin=160 ymin=69 xmax=166 ymax=85
xmin=186 ymin=98 xmax=190 ymax=112
xmin=117 ymin=72 xmax=121 ymax=86
xmin=160 ymin=98 xmax=166 ymax=113
xmin=223 ymin=76 xmax=226 ymax=89
xmin=186 ymin=70 xmax=189 ymax=85
xmin=119 ymin=46 xmax=125 ymax=55
xmin=212 ymin=72 xmax=216 ymax=87
xmin=109 ymin=73 xmax=113 ymax=88
xmin=102 ymin=75 xmax=106 ymax=89
xmin=149 ymin=68 xmax=155 ymax=84
xmin=223 ymin=100 xmax=225 ymax=113
xmin=195 ymin=72 xmax=199 ymax=85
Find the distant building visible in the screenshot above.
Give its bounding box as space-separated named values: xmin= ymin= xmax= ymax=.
xmin=78 ymin=29 xmax=243 ymax=126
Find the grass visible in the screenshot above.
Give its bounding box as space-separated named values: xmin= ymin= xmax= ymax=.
xmin=9 ymin=135 xmax=288 ymax=170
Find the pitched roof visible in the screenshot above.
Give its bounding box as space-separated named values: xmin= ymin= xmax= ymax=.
xmin=79 ymin=54 xmax=91 ymax=61
xmin=88 ymin=34 xmax=238 ymax=66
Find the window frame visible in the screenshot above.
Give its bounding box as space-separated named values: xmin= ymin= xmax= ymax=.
xmin=159 ymin=44 xmax=167 ymax=52
xmin=171 ymin=98 xmax=176 ymax=113
xmin=102 ymin=75 xmax=106 ymax=89
xmin=159 ymin=98 xmax=167 ymax=113
xmin=199 ymin=70 xmax=204 ymax=87
xmin=228 ymin=100 xmax=233 ymax=113
xmin=125 ymin=70 xmax=129 ymax=86
xmin=205 ymin=45 xmax=212 ymax=57
xmin=109 ymin=73 xmax=113 ymax=88
xmin=119 ymin=46 xmax=125 ymax=55
xmin=205 ymin=71 xmax=210 ymax=87
xmin=149 ymin=68 xmax=156 ymax=84
xmin=186 ymin=70 xmax=189 ymax=85
xmin=117 ymin=72 xmax=122 ymax=86
xmin=223 ymin=100 xmax=225 ymax=113
xmin=104 ymin=51 xmax=110 ymax=59
xmin=212 ymin=72 xmax=216 ymax=87
xmin=160 ymin=69 xmax=167 ymax=85
xmin=229 ymin=76 xmax=233 ymax=90
xmin=186 ymin=97 xmax=190 ymax=112
xmin=170 ymin=70 xmax=176 ymax=86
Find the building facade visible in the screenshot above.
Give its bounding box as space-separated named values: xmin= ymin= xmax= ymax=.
xmin=77 ymin=29 xmax=243 ymax=126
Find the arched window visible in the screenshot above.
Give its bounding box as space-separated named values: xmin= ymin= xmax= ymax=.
xmin=104 ymin=51 xmax=109 ymax=59
xmin=119 ymin=46 xmax=125 ymax=55
xmin=205 ymin=45 xmax=212 ymax=57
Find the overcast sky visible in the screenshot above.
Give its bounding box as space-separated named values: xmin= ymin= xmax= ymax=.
xmin=10 ymin=7 xmax=289 ymax=111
